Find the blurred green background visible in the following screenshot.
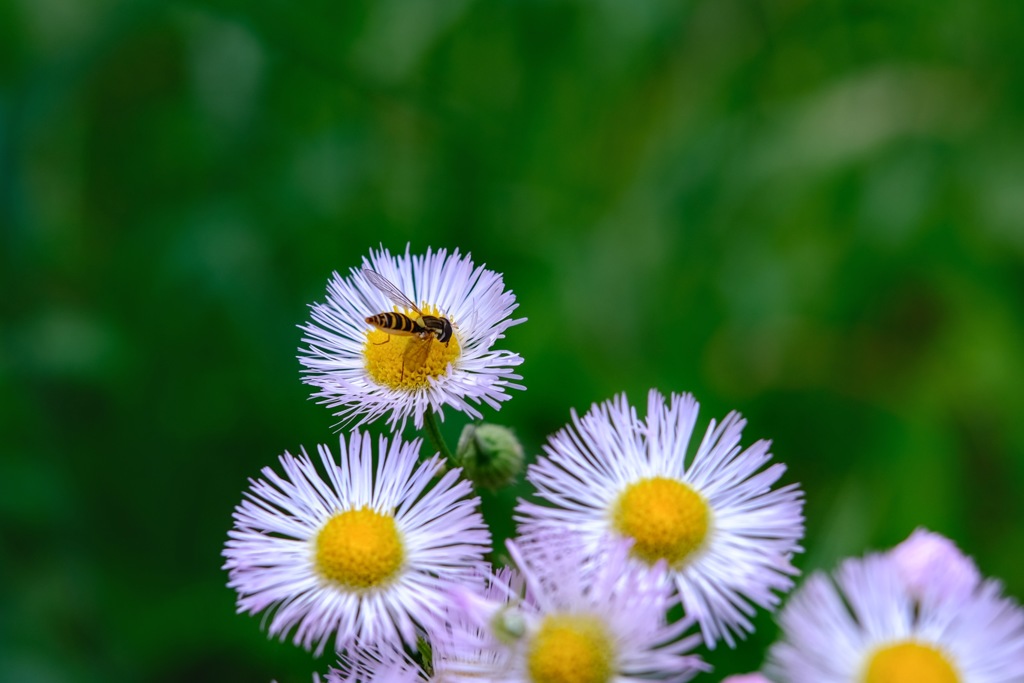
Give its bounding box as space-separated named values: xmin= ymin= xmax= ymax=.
xmin=3 ymin=0 xmax=1024 ymax=681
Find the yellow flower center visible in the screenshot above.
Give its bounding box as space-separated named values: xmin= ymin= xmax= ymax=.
xmin=363 ymin=304 xmax=461 ymax=390
xmin=863 ymin=641 xmax=960 ymax=683
xmin=527 ymin=614 xmax=615 ymax=683
xmin=612 ymin=476 xmax=710 ymax=566
xmin=315 ymin=507 xmax=404 ymax=590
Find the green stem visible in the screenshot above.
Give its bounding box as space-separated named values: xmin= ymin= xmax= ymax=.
xmin=423 ymin=407 xmax=457 ymax=464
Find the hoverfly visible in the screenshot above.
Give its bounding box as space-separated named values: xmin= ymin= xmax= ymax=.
xmin=363 ymin=269 xmax=453 ymax=378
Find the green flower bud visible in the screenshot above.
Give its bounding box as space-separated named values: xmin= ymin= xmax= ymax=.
xmin=492 ymin=606 xmax=527 ymax=645
xmin=456 ymin=423 xmax=524 ymax=491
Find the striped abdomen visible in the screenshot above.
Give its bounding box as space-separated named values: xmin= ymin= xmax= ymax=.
xmin=366 ymin=312 xmax=428 ymax=337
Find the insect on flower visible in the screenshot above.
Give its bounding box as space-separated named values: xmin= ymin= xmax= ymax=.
xmin=363 ymin=268 xmax=454 ymax=378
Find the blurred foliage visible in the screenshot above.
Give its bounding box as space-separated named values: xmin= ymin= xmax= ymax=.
xmin=2 ymin=0 xmax=1024 ymax=681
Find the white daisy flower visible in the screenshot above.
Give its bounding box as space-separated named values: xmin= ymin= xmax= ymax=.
xmin=766 ymin=536 xmax=1024 ymax=683
xmin=447 ymin=534 xmax=708 ymax=683
xmin=223 ymin=431 xmax=491 ymax=655
xmin=299 ymin=245 xmax=526 ymax=430
xmin=516 ymin=389 xmax=805 ymax=649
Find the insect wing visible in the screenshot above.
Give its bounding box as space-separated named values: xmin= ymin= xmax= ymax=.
xmin=363 ymin=269 xmax=423 ymax=315
xmin=403 ymin=336 xmax=433 ymax=374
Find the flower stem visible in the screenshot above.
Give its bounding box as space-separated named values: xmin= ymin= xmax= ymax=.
xmin=423 ymin=407 xmax=456 ymax=464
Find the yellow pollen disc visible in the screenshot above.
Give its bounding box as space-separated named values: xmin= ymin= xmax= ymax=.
xmin=527 ymin=614 xmax=615 ymax=683
xmin=363 ymin=305 xmax=461 ymax=391
xmin=612 ymin=476 xmax=710 ymax=567
xmin=863 ymin=641 xmax=959 ymax=683
xmin=315 ymin=507 xmax=404 ymax=590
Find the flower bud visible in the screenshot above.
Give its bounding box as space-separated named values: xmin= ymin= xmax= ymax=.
xmin=493 ymin=606 xmax=527 ymax=645
xmin=456 ymin=423 xmax=524 ymax=490
xmin=889 ymin=527 xmax=980 ymax=605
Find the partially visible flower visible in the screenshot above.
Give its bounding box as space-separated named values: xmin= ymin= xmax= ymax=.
xmin=223 ymin=431 xmax=491 ymax=655
xmin=299 ymin=245 xmax=526 ymax=430
xmin=767 ymin=534 xmax=1024 ymax=683
xmin=447 ymin=533 xmax=708 ymax=683
xmin=517 ymin=390 xmax=805 ymax=649
xmin=722 ymin=675 xmax=773 ymax=683
xmin=889 ymin=527 xmax=980 ymax=606
xmin=325 ymin=646 xmax=425 ymax=683
xmin=431 ymin=566 xmax=526 ymax=680
xmin=328 ymin=567 xmax=521 ymax=683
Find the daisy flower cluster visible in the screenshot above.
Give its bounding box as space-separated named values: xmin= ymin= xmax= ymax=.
xmin=223 ymin=245 xmax=1024 ymax=683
